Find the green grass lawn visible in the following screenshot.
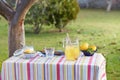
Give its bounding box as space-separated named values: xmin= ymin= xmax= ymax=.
xmin=0 ymin=9 xmax=120 ymax=80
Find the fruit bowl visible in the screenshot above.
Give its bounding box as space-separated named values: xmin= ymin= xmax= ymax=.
xmin=24 ymin=53 xmax=35 ymax=59
xmin=23 ymin=49 xmax=35 ymax=59
xmin=82 ymin=50 xmax=95 ymax=56
xmin=80 ymin=43 xmax=97 ymax=56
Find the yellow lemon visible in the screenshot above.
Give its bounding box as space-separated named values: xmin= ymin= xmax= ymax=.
xmin=89 ymin=45 xmax=97 ymax=51
xmin=80 ymin=42 xmax=89 ymax=50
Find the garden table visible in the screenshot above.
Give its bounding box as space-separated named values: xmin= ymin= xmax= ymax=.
xmin=1 ymin=53 xmax=106 ymax=80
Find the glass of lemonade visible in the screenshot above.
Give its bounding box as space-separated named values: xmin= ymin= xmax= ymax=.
xmin=64 ymin=38 xmax=80 ymax=60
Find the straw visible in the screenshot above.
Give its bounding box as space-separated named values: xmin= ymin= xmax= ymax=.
xmin=66 ymin=33 xmax=71 ymax=45
xmin=63 ymin=33 xmax=72 ymax=48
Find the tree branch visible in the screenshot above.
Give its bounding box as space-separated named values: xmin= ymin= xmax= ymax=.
xmin=0 ymin=0 xmax=15 ymax=21
xmin=11 ymin=0 xmax=37 ymax=27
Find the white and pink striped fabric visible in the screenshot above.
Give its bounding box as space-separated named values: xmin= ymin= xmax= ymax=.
xmin=1 ymin=53 xmax=107 ymax=80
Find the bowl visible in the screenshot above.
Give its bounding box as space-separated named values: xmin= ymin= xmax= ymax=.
xmin=24 ymin=53 xmax=35 ymax=59
xmin=23 ymin=49 xmax=36 ymax=59
xmin=82 ymin=50 xmax=95 ymax=56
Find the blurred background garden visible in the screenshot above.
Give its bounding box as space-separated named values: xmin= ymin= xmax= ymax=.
xmin=0 ymin=0 xmax=120 ymax=80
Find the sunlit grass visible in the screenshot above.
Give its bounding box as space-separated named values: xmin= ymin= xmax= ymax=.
xmin=0 ymin=9 xmax=120 ymax=80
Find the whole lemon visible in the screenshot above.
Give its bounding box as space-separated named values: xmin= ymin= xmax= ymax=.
xmin=80 ymin=42 xmax=89 ymax=51
xmin=89 ymin=45 xmax=97 ymax=51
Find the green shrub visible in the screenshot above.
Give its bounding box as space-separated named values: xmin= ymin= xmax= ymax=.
xmin=25 ymin=0 xmax=80 ymax=33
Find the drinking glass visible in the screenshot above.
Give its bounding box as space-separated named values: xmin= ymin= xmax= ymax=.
xmin=44 ymin=47 xmax=55 ymax=58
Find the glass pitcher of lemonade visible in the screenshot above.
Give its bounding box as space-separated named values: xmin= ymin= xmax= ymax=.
xmin=64 ymin=38 xmax=80 ymax=60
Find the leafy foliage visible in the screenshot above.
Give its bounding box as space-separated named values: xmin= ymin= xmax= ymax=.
xmin=25 ymin=0 xmax=80 ymax=33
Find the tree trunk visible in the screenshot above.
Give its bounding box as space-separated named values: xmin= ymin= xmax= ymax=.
xmin=59 ymin=28 xmax=63 ymax=32
xmin=106 ymin=0 xmax=113 ymax=12
xmin=0 ymin=0 xmax=37 ymax=57
xmin=34 ymin=23 xmax=41 ymax=34
xmin=8 ymin=20 xmax=25 ymax=57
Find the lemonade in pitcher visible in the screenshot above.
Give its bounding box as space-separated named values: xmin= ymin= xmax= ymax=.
xmin=64 ymin=36 xmax=80 ymax=60
xmin=65 ymin=45 xmax=80 ymax=60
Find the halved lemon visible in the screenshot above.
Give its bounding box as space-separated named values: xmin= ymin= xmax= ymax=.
xmin=24 ymin=49 xmax=32 ymax=54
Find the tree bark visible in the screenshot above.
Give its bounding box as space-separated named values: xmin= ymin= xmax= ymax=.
xmin=0 ymin=0 xmax=37 ymax=57
xmin=8 ymin=19 xmax=25 ymax=57
xmin=106 ymin=0 xmax=113 ymax=12
xmin=0 ymin=0 xmax=15 ymax=21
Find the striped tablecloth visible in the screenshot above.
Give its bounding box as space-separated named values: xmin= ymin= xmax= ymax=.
xmin=1 ymin=53 xmax=106 ymax=80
